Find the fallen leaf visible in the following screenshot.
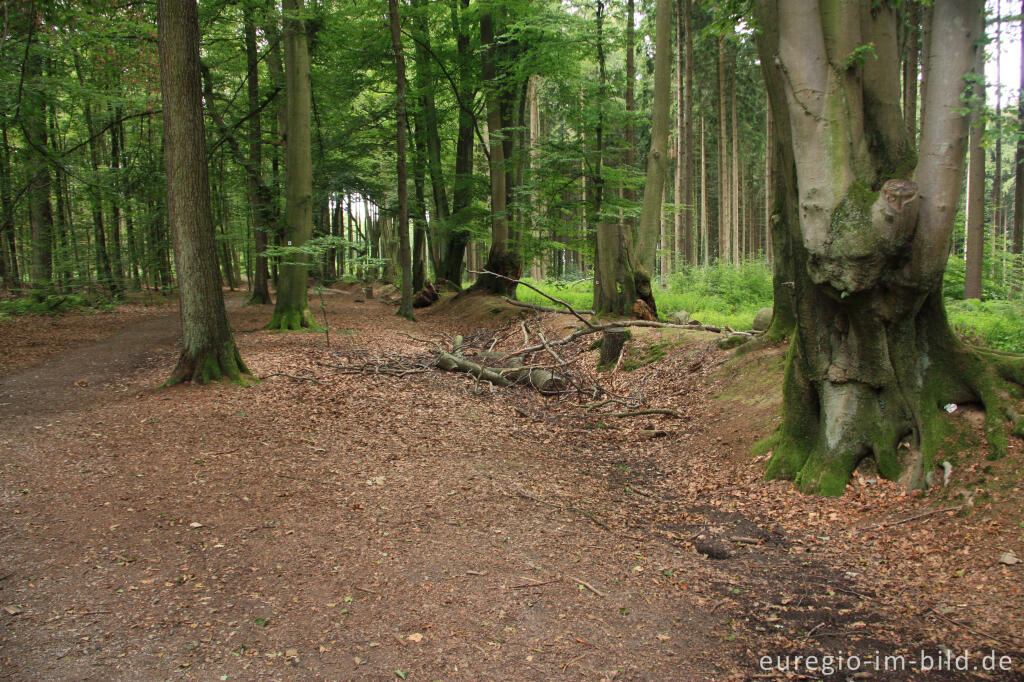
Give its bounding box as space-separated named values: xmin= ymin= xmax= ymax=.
xmin=4 ymin=606 xmax=23 ymax=615
xmin=407 ymin=633 xmax=423 ymax=643
xmin=999 ymin=551 xmax=1020 ymax=566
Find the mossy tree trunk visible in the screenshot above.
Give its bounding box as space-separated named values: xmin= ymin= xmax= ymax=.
xmin=753 ymin=0 xmax=1021 ymax=495
xmin=157 ymin=0 xmax=252 ymax=385
xmin=244 ymin=11 xmax=273 ymax=306
xmin=268 ymin=0 xmax=318 ymax=330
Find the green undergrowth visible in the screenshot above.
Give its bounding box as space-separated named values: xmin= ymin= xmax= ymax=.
xmin=0 ymin=293 xmax=119 ymax=317
xmin=517 ymin=260 xmax=773 ymax=330
xmin=946 ymin=299 xmax=1024 ymax=354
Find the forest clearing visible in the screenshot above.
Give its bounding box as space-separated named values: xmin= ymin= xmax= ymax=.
xmin=1 ymin=289 xmax=1023 ymax=679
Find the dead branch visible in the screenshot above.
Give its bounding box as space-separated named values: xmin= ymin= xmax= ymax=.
xmin=599 ymin=409 xmax=678 ymax=418
xmin=471 ymin=269 xmax=595 ymax=328
xmin=503 ymin=296 xmax=594 ymax=316
xmin=260 ymin=373 xmax=323 ymax=384
xmin=566 ymin=575 xmax=607 ymax=597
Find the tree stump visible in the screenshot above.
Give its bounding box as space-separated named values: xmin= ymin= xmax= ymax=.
xmin=599 ymin=327 xmax=631 ymax=368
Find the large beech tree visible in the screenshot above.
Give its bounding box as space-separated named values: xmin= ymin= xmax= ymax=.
xmin=157 ymin=0 xmax=251 ymax=384
xmin=752 ymin=0 xmax=1024 ymax=494
xmin=267 ymin=0 xmax=318 ymax=330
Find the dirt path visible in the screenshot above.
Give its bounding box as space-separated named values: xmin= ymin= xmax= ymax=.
xmin=0 ymin=291 xmax=1020 ymax=681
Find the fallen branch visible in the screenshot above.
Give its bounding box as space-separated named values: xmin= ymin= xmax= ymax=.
xmin=864 ymin=505 xmax=964 ymax=531
xmin=600 ymin=409 xmax=678 ymax=418
xmin=503 ymin=296 xmax=594 ymax=316
xmin=260 ymin=373 xmax=322 ymax=384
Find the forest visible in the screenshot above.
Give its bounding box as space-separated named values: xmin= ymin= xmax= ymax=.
xmin=1 ymin=0 xmax=1023 ymax=678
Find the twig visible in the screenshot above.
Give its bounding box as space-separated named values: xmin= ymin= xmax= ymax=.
xmin=801 ymin=622 xmax=826 ymax=643
xmin=865 ymin=505 xmax=964 ymax=530
xmin=520 ymin=320 xmax=530 ymax=346
xmin=538 ymin=331 xmax=564 ymax=365
xmin=259 ymin=373 xmax=322 ymax=384
xmin=566 ymin=575 xmax=607 ymax=597
xmin=926 ymin=607 xmax=1023 ymax=648
xmin=354 ymin=586 xmax=379 ymax=595
xmin=471 ymin=270 xmax=595 ymax=329
xmin=601 ymin=409 xmax=678 ymax=418
xmin=510 ymin=577 xmax=562 ymax=589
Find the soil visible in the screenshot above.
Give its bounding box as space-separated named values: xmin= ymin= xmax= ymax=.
xmin=1 ymin=288 xmax=1022 ymax=681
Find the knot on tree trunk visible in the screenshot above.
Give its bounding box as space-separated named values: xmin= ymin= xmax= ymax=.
xmin=805 ymin=180 xmax=920 ymax=295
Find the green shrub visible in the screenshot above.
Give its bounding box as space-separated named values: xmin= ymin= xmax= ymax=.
xmin=0 ymin=294 xmax=100 ymax=317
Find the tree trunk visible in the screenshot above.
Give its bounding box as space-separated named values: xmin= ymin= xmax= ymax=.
xmin=903 ymin=2 xmax=920 ymax=141
xmin=754 ymin=0 xmax=1011 ymax=495
xmin=700 ymin=115 xmax=708 ymax=264
xmin=157 ymin=0 xmax=251 ymax=385
xmin=1013 ymin=0 xmax=1024 ymax=296
xmin=25 ymin=44 xmax=53 ymax=292
xmin=682 ymin=0 xmax=693 ymax=265
xmin=717 ymin=36 xmax=729 ymax=263
xmin=388 ymin=0 xmax=415 ymax=320
xmin=673 ymin=0 xmax=684 ymax=268
xmin=268 ymin=0 xmax=318 ymax=329
xmin=472 ymin=9 xmax=520 ymax=297
xmin=245 ymin=12 xmax=273 ymax=305
xmin=436 ymin=0 xmax=473 ymax=287
xmin=0 ymin=118 xmax=18 ymax=290
xmin=965 ymin=45 xmax=985 ymax=300
xmin=632 ymin=0 xmax=672 ymax=315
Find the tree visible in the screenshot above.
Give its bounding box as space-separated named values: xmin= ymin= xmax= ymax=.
xmin=157 ymin=0 xmax=251 ymax=385
xmin=244 ymin=8 xmax=273 ymax=305
xmin=753 ymin=0 xmax=1020 ymax=495
xmin=22 ymin=18 xmax=54 ymax=291
xmin=388 ymin=0 xmax=414 ymax=320
xmin=594 ymin=0 xmax=670 ymax=317
xmin=267 ymin=0 xmax=318 ymax=330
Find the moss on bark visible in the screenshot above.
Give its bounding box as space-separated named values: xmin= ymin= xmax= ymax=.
xmin=164 ymin=340 xmax=254 ymax=386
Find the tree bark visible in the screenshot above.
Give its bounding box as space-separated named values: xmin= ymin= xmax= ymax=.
xmin=472 ymin=9 xmax=520 ymax=297
xmin=158 ymin=0 xmax=251 ymax=385
xmin=717 ymin=35 xmax=729 ymax=263
xmin=24 ymin=41 xmax=53 ymax=291
xmin=437 ymin=0 xmax=474 ymax=287
xmin=388 ymin=0 xmax=415 ymax=320
xmin=632 ymin=0 xmax=672 ymax=315
xmin=1013 ymin=0 xmax=1024 ymax=294
xmin=754 ymin=0 xmax=1006 ymax=495
xmin=268 ymin=0 xmax=318 ymax=329
xmin=965 ymin=43 xmax=985 ymax=300
xmin=682 ymin=0 xmax=693 ymax=265
xmin=244 ymin=11 xmax=273 ymax=305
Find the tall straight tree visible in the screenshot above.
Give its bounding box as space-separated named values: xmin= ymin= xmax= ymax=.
xmin=157 ymin=0 xmax=251 ymax=384
xmin=632 ymin=0 xmax=672 ymax=314
xmin=472 ymin=6 xmax=520 ymax=296
xmin=268 ymin=0 xmax=318 ymax=329
xmin=388 ymin=0 xmax=414 ymax=320
xmin=753 ymin=0 xmax=1019 ymax=495
xmin=1014 ymin=0 xmax=1024 ymax=292
xmin=23 ymin=24 xmax=54 ymax=291
xmin=244 ymin=9 xmax=273 ymax=305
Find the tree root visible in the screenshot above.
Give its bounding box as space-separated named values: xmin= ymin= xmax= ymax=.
xmin=266 ymin=306 xmax=321 ymax=332
xmin=164 ymin=342 xmax=254 ymax=387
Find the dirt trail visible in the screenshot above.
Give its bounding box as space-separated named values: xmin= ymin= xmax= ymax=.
xmin=0 ymin=291 xmax=1019 ymax=681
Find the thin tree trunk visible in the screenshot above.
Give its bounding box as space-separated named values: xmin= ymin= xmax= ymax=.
xmin=388 ymin=0 xmax=414 ymax=319
xmin=245 ymin=12 xmax=272 ymax=304
xmin=25 ymin=43 xmax=54 ymax=291
xmin=1013 ymin=0 xmax=1024 ymax=296
xmin=965 ymin=47 xmax=986 ymax=300
xmin=0 ymin=119 xmax=18 ymax=290
xmin=717 ymin=35 xmax=729 ymax=263
xmin=700 ymin=115 xmax=707 ymax=265
xmin=903 ymin=2 xmax=920 ymax=141
xmin=682 ymin=0 xmax=693 ymax=265
xmin=731 ymin=53 xmax=739 ymax=264
xmin=673 ymin=0 xmax=684 ymax=267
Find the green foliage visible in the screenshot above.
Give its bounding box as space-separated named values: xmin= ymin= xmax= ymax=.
xmin=947 ymin=299 xmax=1024 ymax=354
xmin=0 ymin=294 xmax=107 ymax=317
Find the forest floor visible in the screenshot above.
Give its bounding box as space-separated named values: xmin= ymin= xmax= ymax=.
xmin=1 ymin=286 xmax=1023 ymax=681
